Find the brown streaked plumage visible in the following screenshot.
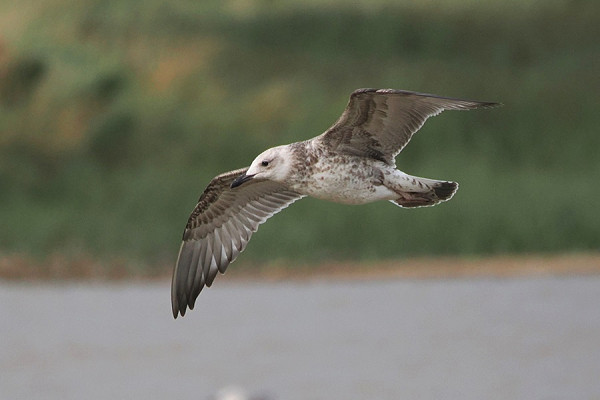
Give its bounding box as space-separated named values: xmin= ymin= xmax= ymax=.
xmin=172 ymin=88 xmax=501 ymax=318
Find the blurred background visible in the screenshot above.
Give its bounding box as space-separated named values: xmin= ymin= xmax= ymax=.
xmin=1 ymin=0 xmax=598 ymax=275
xmin=1 ymin=1 xmax=600 ymax=399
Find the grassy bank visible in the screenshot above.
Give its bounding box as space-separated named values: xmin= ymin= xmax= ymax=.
xmin=1 ymin=0 xmax=598 ymax=269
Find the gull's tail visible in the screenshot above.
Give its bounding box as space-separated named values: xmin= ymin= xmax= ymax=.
xmin=388 ymin=176 xmax=458 ymax=208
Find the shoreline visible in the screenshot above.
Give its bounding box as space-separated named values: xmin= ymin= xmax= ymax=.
xmin=1 ymin=253 xmax=598 ymax=282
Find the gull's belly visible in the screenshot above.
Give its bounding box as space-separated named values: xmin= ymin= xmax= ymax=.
xmin=293 ymin=162 xmax=397 ymax=205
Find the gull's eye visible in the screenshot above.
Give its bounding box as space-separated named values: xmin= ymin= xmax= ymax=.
xmin=261 ymin=160 xmax=269 ymax=167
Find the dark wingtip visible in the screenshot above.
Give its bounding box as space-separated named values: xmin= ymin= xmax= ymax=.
xmin=434 ymin=181 xmax=459 ymax=201
xmin=172 ymin=295 xmax=179 ymax=318
xmin=172 ymin=304 xmax=182 ymax=319
xmin=172 ymin=297 xmax=188 ymax=319
xmin=352 ymin=89 xmax=503 ymax=109
xmin=480 ymin=101 xmax=503 ymax=109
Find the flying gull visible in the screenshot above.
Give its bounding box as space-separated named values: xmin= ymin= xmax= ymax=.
xmin=172 ymin=88 xmax=500 ymax=317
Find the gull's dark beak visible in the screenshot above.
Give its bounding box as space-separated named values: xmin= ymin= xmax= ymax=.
xmin=231 ymin=172 xmax=255 ymax=188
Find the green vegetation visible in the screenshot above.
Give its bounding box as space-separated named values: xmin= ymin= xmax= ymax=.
xmin=1 ymin=0 xmax=598 ymax=270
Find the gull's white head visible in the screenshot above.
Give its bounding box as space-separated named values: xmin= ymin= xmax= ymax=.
xmin=230 ymin=145 xmax=293 ymax=188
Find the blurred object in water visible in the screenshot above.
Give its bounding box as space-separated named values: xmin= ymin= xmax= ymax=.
xmin=208 ymin=386 xmax=274 ymax=400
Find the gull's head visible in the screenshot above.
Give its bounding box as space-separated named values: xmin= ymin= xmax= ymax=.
xmin=231 ymin=145 xmax=293 ymax=188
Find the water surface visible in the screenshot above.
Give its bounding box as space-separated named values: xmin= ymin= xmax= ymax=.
xmin=2 ymin=276 xmax=599 ymax=399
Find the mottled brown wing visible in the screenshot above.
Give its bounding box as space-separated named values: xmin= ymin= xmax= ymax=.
xmin=317 ymin=88 xmax=500 ymax=164
xmin=171 ymin=167 xmax=304 ymax=318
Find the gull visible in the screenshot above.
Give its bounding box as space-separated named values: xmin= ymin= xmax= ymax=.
xmin=172 ymin=88 xmax=500 ymax=317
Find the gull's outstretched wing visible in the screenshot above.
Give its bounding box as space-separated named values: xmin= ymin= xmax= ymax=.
xmin=172 ymin=167 xmax=304 ymax=318
xmin=316 ymin=88 xmax=500 ymax=164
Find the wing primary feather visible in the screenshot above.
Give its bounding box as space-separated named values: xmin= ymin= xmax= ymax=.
xmin=197 ymin=235 xmax=208 ymax=281
xmin=185 ymin=241 xmax=202 ymax=297
xmin=212 ymin=227 xmax=223 ymax=268
xmin=172 ymin=240 xmax=198 ymax=318
xmin=220 ymin=221 xmax=236 ymax=262
xmin=189 ymin=239 xmax=208 ymax=309
xmin=213 ymin=227 xmax=230 ymax=273
xmin=189 ymin=247 xmax=207 ymax=309
xmin=205 ymin=257 xmax=219 ymax=287
xmin=202 ymin=233 xmax=214 ymax=289
xmin=218 ymin=246 xmax=229 ymax=273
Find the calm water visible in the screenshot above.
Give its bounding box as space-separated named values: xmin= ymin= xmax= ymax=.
xmin=1 ymin=275 xmax=599 ymax=400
